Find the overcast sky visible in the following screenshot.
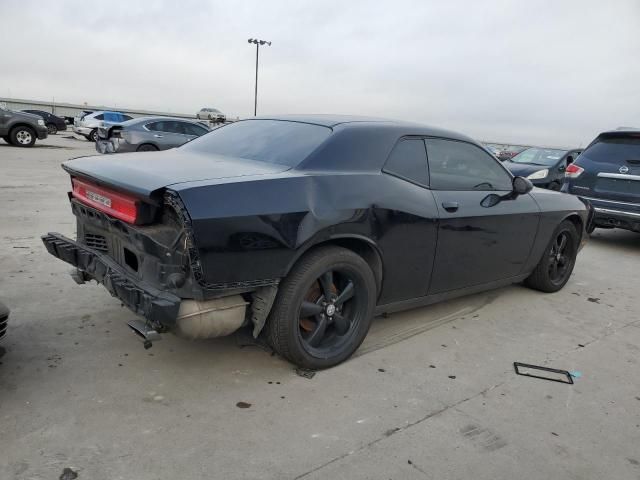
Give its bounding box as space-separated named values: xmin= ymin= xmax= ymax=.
xmin=1 ymin=0 xmax=638 ymax=146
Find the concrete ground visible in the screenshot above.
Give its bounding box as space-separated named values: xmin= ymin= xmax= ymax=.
xmin=1 ymin=134 xmax=639 ymax=480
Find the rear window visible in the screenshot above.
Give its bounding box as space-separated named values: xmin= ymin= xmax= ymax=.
xmin=581 ymin=136 xmax=640 ymax=164
xmin=182 ymin=119 xmax=332 ymax=167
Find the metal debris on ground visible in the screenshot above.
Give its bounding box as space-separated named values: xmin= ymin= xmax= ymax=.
xmin=513 ymin=362 xmax=574 ymax=384
xmin=295 ymin=368 xmax=316 ymax=379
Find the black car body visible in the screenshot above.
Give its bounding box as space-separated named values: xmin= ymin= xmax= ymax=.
xmin=22 ymin=110 xmax=67 ymax=134
xmin=504 ymin=147 xmax=582 ymax=190
xmin=562 ymin=129 xmax=640 ymax=233
xmin=42 ymin=116 xmax=591 ymax=368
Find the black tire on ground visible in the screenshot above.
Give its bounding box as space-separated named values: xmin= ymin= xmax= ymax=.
xmin=89 ymin=129 xmax=98 ymax=142
xmin=46 ymin=123 xmax=58 ymax=135
xmin=549 ymin=181 xmax=562 ymax=191
xmin=266 ymin=246 xmax=377 ymax=369
xmin=9 ymin=126 xmax=36 ymax=147
xmin=525 ymin=220 xmax=579 ymax=293
xmin=137 ymin=144 xmax=159 ymax=152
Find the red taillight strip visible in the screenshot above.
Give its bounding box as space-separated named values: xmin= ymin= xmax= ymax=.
xmin=71 ymin=178 xmax=138 ymax=224
xmin=565 ymin=164 xmax=584 ymax=178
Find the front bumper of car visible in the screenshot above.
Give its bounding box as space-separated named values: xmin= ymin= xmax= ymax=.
xmin=73 ymin=126 xmax=92 ymax=136
xmin=36 ymin=125 xmax=48 ymax=139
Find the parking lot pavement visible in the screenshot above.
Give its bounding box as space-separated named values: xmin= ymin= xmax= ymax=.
xmin=1 ymin=134 xmax=639 ymax=480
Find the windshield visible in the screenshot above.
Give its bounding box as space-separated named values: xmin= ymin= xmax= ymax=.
xmin=511 ymin=147 xmax=567 ymax=166
xmin=182 ymin=119 xmax=332 ymax=167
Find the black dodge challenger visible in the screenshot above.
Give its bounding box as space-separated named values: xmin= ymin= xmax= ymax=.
xmin=42 ymin=115 xmax=592 ymax=368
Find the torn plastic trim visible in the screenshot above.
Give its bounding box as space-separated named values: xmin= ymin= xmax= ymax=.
xmin=250 ymin=285 xmax=279 ymax=338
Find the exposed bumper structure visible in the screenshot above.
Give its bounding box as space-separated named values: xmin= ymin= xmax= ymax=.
xmin=41 ymin=233 xmax=181 ymax=329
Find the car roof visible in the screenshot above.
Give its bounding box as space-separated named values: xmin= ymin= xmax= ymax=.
xmin=251 ymin=114 xmax=474 ymax=142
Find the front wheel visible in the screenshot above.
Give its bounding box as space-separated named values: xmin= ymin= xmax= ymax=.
xmin=10 ymin=126 xmax=36 ymax=147
xmin=525 ymin=220 xmax=579 ymax=292
xmin=266 ymin=246 xmax=377 ymax=369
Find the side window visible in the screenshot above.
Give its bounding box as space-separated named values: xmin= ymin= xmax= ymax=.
xmin=383 ymin=138 xmax=429 ymax=186
xmin=122 ymin=115 xmax=133 ymax=121
xmin=146 ymin=122 xmax=160 ymax=132
xmin=183 ymin=123 xmax=208 ymax=136
xmin=426 ymin=139 xmax=513 ymax=191
xmin=94 ymin=114 xmax=104 ymax=121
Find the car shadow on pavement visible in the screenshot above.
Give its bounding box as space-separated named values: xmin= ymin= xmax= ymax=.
xmin=588 ymin=229 xmax=640 ymax=252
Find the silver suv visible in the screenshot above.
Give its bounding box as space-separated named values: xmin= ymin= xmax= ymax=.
xmin=73 ymin=111 xmax=133 ymax=142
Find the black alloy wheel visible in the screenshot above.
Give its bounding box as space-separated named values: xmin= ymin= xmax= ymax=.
xmin=267 ymin=246 xmax=376 ymax=369
xmin=547 ymin=231 xmax=574 ymax=285
xmin=47 ymin=123 xmax=58 ymax=135
xmin=525 ymin=220 xmax=578 ymax=292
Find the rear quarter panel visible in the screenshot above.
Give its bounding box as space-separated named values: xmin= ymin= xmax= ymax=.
xmin=174 ymin=171 xmax=439 ymax=303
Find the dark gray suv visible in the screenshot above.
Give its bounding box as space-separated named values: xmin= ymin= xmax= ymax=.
xmin=0 ymin=106 xmax=48 ymax=147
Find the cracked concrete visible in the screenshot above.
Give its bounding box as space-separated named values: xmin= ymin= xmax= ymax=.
xmin=1 ymin=135 xmax=639 ymax=479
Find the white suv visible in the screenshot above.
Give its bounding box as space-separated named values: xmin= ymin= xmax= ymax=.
xmin=74 ymin=111 xmax=133 ymax=142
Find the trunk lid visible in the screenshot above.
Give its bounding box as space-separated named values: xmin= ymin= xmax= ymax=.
xmin=62 ymin=149 xmax=290 ymax=198
xmin=568 ymin=132 xmax=640 ymax=205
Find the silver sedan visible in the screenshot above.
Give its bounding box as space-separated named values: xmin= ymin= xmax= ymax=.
xmin=96 ymin=117 xmax=210 ymax=154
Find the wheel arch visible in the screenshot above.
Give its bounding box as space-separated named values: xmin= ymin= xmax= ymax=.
xmin=563 ymin=212 xmax=584 ymax=241
xmin=284 ymin=234 xmax=384 ymax=298
xmin=10 ymin=123 xmax=36 ymax=133
xmin=136 ymin=142 xmax=160 ymax=151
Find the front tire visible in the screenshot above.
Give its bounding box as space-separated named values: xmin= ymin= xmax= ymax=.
xmin=46 ymin=123 xmax=58 ymax=135
xmin=266 ymin=246 xmax=377 ymax=369
xmin=10 ymin=126 xmax=36 ymax=147
xmin=525 ymin=220 xmax=579 ymax=292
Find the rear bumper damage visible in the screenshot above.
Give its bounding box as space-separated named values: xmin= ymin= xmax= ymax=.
xmin=42 ymin=233 xmax=181 ymax=330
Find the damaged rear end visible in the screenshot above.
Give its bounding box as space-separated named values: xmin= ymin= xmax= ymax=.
xmin=42 ymin=168 xmax=254 ymax=348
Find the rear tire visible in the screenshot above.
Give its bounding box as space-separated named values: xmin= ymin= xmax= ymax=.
xmin=46 ymin=123 xmax=58 ymax=135
xmin=89 ymin=129 xmax=98 ymax=142
xmin=10 ymin=126 xmax=36 ymax=147
xmin=266 ymin=246 xmax=376 ymax=369
xmin=525 ymin=220 xmax=578 ymax=292
xmin=137 ymin=143 xmax=159 ymax=152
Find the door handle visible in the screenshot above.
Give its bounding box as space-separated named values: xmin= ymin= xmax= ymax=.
xmin=154 ymin=134 xmax=163 ymax=138
xmin=441 ymin=201 xmax=459 ymax=213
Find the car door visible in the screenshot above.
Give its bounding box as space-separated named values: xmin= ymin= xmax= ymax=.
xmin=426 ymin=138 xmax=540 ymax=294
xmin=145 ymin=121 xmax=178 ymax=149
xmin=377 ymin=137 xmax=439 ymax=303
xmin=182 ymin=122 xmax=209 ymax=142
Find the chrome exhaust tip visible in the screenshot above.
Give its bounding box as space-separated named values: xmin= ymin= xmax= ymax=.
xmin=127 ymin=319 xmax=161 ymax=349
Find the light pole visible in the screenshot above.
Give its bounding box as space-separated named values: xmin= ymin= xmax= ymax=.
xmin=248 ymin=38 xmax=271 ymax=116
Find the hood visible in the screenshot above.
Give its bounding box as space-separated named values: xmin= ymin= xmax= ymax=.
xmin=503 ymin=161 xmax=548 ymax=177
xmin=62 ymin=149 xmax=290 ymax=198
xmin=13 ymin=110 xmax=42 ymax=121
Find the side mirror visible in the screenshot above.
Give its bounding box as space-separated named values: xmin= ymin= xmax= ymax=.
xmin=513 ymin=176 xmax=533 ymax=195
